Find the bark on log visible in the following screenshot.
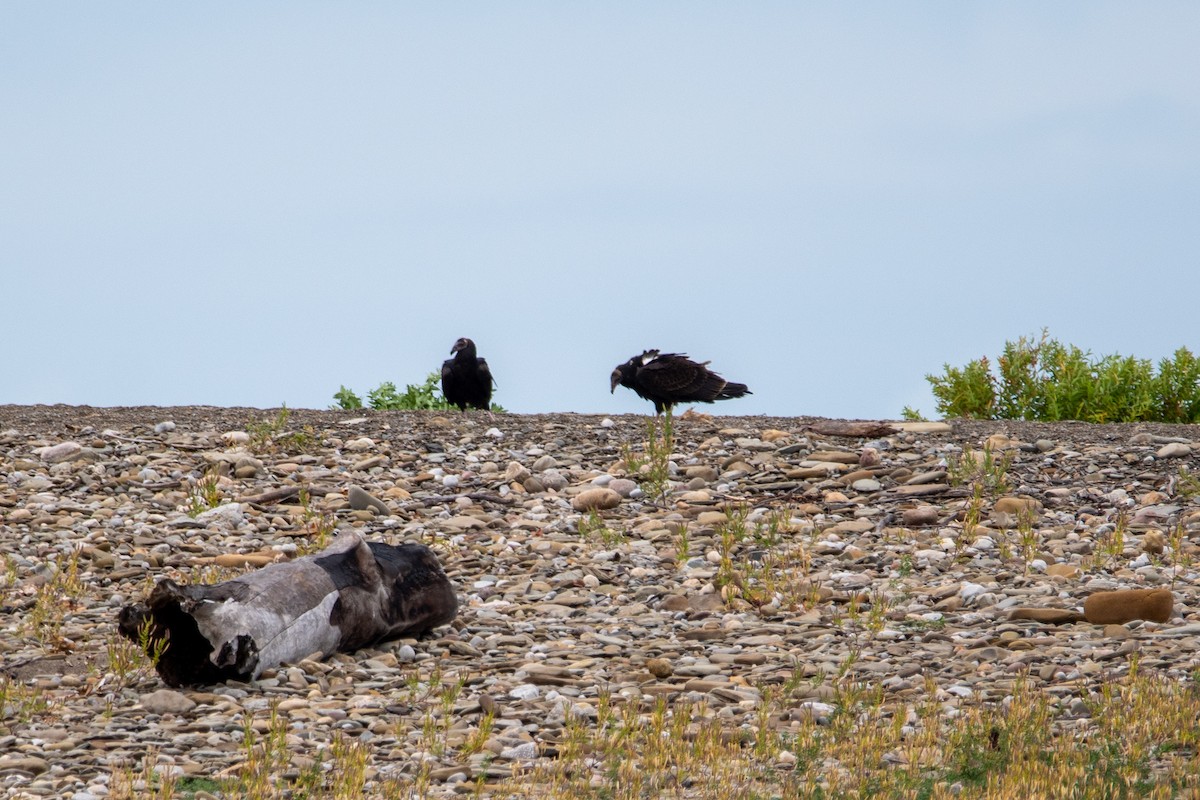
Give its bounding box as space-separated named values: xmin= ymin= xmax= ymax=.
xmin=117 ymin=532 xmax=458 ymax=687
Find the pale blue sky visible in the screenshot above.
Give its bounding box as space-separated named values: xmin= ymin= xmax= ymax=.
xmin=3 ymin=4 xmax=1197 ymax=418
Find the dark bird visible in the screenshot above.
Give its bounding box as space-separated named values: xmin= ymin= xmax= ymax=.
xmin=610 ymin=350 xmax=751 ymax=414
xmin=441 ymin=337 xmax=495 ymax=412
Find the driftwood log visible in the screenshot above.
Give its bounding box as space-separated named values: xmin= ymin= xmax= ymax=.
xmin=117 ymin=533 xmax=458 ymax=687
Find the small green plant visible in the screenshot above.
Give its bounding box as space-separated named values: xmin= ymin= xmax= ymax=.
xmin=927 ymin=329 xmax=1200 ymax=422
xmin=673 ymin=522 xmax=691 ymax=564
xmin=1097 ymin=511 xmax=1129 ymax=565
xmin=621 ymin=410 xmax=675 ymax=505
xmin=332 ymin=385 xmax=364 ymax=410
xmin=578 ymin=509 xmax=624 ymax=547
xmin=246 ymin=404 xmax=317 ymax=454
xmin=957 ymin=482 xmax=985 ymax=557
xmin=107 ymin=617 xmax=167 ymax=688
xmin=0 ymin=676 xmax=53 ymax=727
xmin=1016 ymin=507 xmax=1039 ymax=573
xmin=186 ymin=470 xmax=222 ymax=517
xmin=27 ymin=547 xmax=86 ymax=649
xmin=1177 ymin=466 xmax=1200 ymax=500
xmin=900 ymin=405 xmax=928 ymax=421
xmin=295 ymin=487 xmax=336 ymax=555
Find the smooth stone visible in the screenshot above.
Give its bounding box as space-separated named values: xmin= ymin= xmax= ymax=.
xmin=195 ymin=502 xmax=245 ymax=528
xmin=141 ymin=689 xmax=197 ymax=715
xmin=607 ymin=478 xmax=639 ymax=497
xmin=37 ymin=442 xmax=83 ymax=463
xmin=1155 ymin=443 xmax=1191 ymax=458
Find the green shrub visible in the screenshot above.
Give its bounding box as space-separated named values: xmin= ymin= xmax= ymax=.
xmin=926 ymin=330 xmax=1200 ymax=422
xmin=333 ymin=373 xmax=504 ymax=412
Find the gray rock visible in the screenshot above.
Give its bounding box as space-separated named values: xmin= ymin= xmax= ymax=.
xmin=348 ymin=485 xmax=391 ymax=516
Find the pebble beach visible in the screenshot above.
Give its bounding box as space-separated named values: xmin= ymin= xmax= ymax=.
xmin=2 ymin=404 xmax=1199 ymax=798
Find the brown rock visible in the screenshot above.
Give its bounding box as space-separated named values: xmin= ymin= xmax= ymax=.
xmin=658 ymin=595 xmax=690 ymax=612
xmin=1142 ymin=530 xmax=1166 ymax=555
xmin=1083 ymin=589 xmax=1173 ymax=624
xmin=1007 ymin=608 xmax=1085 ymax=624
xmin=646 ymin=658 xmax=673 ymax=679
xmin=902 ymin=506 xmax=939 ymax=527
xmin=0 ymin=756 xmax=49 ymax=776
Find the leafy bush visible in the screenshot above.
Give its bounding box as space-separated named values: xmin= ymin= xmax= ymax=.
xmin=926 ymin=330 xmax=1200 ymax=422
xmin=333 ymin=373 xmax=504 ymax=412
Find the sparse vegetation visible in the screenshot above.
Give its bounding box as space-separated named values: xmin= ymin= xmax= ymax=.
xmin=26 ymin=547 xmax=86 ymax=649
xmin=925 ymin=330 xmax=1200 ymax=421
xmin=246 ymin=404 xmax=317 ymax=454
xmin=947 ymin=444 xmax=1012 ymax=496
xmin=620 ymin=410 xmax=675 ymax=504
xmin=492 ymin=667 xmax=1200 ymax=799
xmin=577 ymin=508 xmax=625 ymax=547
xmin=185 ymin=469 xmax=222 ymax=517
xmin=712 ymin=506 xmax=817 ymax=613
xmin=295 ymin=486 xmax=337 ymax=555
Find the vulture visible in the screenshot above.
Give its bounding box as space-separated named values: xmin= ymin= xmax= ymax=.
xmin=441 ymin=337 xmax=495 ymax=412
xmin=610 ymin=350 xmax=751 ymax=414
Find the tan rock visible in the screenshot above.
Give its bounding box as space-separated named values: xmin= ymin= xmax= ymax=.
xmin=1045 ymin=563 xmax=1081 ymax=580
xmin=1142 ymin=530 xmax=1166 ymax=555
xmin=985 ymin=434 xmax=1022 ymax=451
xmin=696 ymin=511 xmax=729 ymax=527
xmin=993 ymin=496 xmax=1043 ymax=516
xmin=571 ymin=488 xmax=621 ymax=512
xmin=1083 ymin=588 xmax=1173 ymax=624
xmin=761 ymin=429 xmax=790 ymax=442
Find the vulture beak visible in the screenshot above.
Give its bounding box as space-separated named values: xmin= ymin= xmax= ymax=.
xmin=610 ymin=371 xmax=621 ymax=393
xmin=450 ymin=339 xmax=465 ymax=355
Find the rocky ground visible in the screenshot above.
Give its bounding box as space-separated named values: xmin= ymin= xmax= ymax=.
xmin=1 ymin=404 xmax=1199 ymax=798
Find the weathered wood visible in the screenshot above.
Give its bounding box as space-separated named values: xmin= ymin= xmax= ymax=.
xmin=117 ymin=532 xmax=457 ymax=687
xmin=802 ymin=421 xmax=899 ymax=438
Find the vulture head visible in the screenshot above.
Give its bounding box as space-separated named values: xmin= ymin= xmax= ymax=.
xmin=451 ymin=337 xmax=475 ymax=356
xmin=610 ymin=350 xmax=659 ymax=393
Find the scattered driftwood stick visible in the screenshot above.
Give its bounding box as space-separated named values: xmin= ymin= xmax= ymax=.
xmin=801 ymin=421 xmax=899 ymax=438
xmin=117 ymin=532 xmax=458 ymax=687
xmin=238 ymin=485 xmax=336 ymax=505
xmin=406 ymin=492 xmax=516 ymax=508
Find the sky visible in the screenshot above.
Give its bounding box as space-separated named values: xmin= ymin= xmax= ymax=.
xmin=3 ymin=3 xmax=1197 ymax=419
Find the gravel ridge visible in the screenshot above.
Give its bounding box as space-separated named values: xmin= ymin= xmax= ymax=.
xmin=1 ymin=405 xmax=1198 ymax=797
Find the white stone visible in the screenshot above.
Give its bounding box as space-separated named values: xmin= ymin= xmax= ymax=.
xmin=509 ymin=684 xmax=541 ymax=701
